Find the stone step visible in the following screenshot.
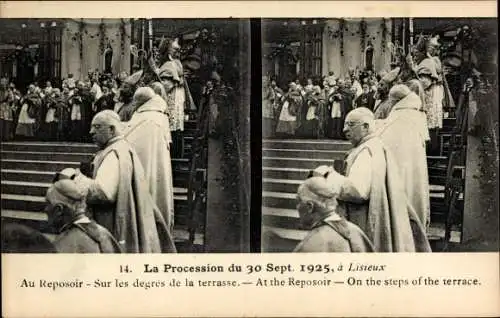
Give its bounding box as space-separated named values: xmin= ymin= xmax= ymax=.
xmin=428 ymin=166 xmax=448 ymax=176
xmin=1 ymin=140 xmax=195 ymax=156
xmin=1 ymin=210 xmax=205 ymax=247
xmin=262 ymin=190 xmax=448 ymax=211
xmin=1 ymin=168 xmax=204 ymax=189
xmin=1 ymin=180 xmax=187 ymax=197
xmin=1 ymin=150 xmax=93 ymax=162
xmin=261 ymin=202 xmax=456 ymax=228
xmin=262 ymin=211 xmax=462 ymax=252
xmin=1 ymin=205 xmax=193 ymax=232
xmin=262 ymin=148 xmax=347 ymax=160
xmin=1 ymin=193 xmax=188 ymax=213
xmin=262 ymin=165 xmax=344 ymax=181
xmin=263 ymin=178 xmax=302 ymax=194
xmin=263 ymin=167 xmax=315 ymax=181
xmin=429 ymin=175 xmax=447 ymax=186
xmin=263 ymin=178 xmax=447 ymax=195
xmin=262 ymin=207 xmax=301 ymax=230
xmin=185 ymin=120 xmax=197 ymax=130
xmin=2 ymin=210 xmax=56 ymax=234
xmin=172 ymin=228 xmax=205 ymax=248
xmin=262 ymin=191 xmax=296 ymax=210
xmin=262 ymin=226 xmax=306 ymax=242
xmin=262 ymin=178 xmax=448 ymax=193
xmin=1 ymin=158 xmax=191 ymax=174
xmin=262 ymin=223 xmax=462 ymax=252
xmin=263 ymin=139 xmax=352 ymax=151
xmin=430 ymin=184 xmax=445 ymax=192
xmin=1 ymin=142 xmax=97 ymax=154
xmin=1 ymin=159 xmax=81 ymax=172
xmin=427 ymin=155 xmax=448 ymax=163
xmin=1 ymin=201 xmax=193 ymax=233
xmin=263 ymin=156 xmax=342 ymax=170
xmin=1 ymin=169 xmax=55 ymax=183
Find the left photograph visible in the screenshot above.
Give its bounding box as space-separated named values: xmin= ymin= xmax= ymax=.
xmin=0 ymin=18 xmax=251 ymax=253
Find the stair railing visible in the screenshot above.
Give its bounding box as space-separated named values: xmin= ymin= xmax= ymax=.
xmin=185 ymin=90 xmax=210 ymax=252
xmin=442 ymin=147 xmax=466 ymax=251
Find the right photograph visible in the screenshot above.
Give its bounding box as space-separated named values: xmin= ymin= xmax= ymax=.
xmin=261 ymin=18 xmax=499 ymax=253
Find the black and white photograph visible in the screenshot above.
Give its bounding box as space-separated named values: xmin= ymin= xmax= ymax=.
xmin=0 ymin=2 xmax=498 ymax=316
xmin=261 ymin=18 xmax=498 ymax=253
xmin=0 ymin=18 xmax=251 ymax=253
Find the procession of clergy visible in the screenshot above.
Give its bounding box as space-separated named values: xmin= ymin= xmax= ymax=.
xmin=3 ymin=38 xmax=198 ymax=253
xmin=293 ymin=36 xmax=452 ymax=252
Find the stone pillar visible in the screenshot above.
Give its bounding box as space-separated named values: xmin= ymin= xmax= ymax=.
xmin=204 ymin=20 xmax=250 ymax=252
xmin=461 ymin=92 xmax=499 ymax=251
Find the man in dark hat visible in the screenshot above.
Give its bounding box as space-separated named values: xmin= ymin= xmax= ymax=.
xmin=116 ymin=71 xmax=142 ymax=121
xmin=354 ymin=83 xmax=376 ymax=110
xmin=45 ymin=170 xmax=122 ymax=253
xmin=373 ymin=67 xmax=400 ymax=119
xmin=94 ymin=84 xmax=116 ymax=114
xmin=70 ymin=80 xmax=94 ymax=142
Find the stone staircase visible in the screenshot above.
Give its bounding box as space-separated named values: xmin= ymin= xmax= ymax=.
xmin=261 ymin=128 xmax=462 ymax=252
xmin=1 ymin=120 xmax=207 ymax=252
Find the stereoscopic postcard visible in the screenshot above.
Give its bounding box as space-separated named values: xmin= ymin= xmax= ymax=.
xmin=1 ymin=1 xmax=498 ymax=317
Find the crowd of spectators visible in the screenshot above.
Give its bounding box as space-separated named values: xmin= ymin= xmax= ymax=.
xmin=263 ymin=67 xmax=384 ymax=139
xmin=0 ymin=70 xmax=131 ymax=142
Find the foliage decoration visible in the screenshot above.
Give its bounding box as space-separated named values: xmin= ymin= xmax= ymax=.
xmin=78 ymin=19 xmax=85 ymax=59
xmin=381 ymin=18 xmax=388 ymax=54
xmin=265 ymin=44 xmax=298 ymax=64
xmin=360 ymin=18 xmax=367 ymax=53
xmin=119 ymin=19 xmax=127 ymax=56
xmin=99 ymin=21 xmax=106 ymax=55
xmin=339 ymin=18 xmax=345 ymax=56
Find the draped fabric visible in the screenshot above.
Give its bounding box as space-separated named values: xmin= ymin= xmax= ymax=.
xmin=340 ymin=136 xmax=431 ymax=252
xmin=54 ymin=221 xmax=123 ymax=253
xmin=294 ymin=217 xmax=375 ymax=252
xmin=124 ymin=95 xmax=175 ymax=231
xmin=91 ymin=137 xmax=176 ymax=253
xmin=158 ymin=58 xmax=196 ymax=132
xmin=377 ymin=92 xmax=431 ymax=229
